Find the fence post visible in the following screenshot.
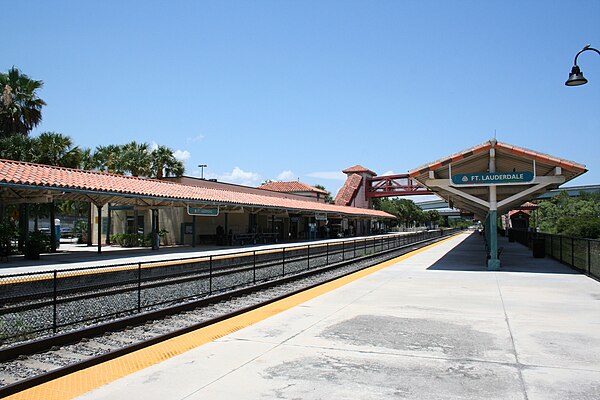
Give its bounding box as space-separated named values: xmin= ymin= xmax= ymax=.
xmin=571 ymin=237 xmax=575 ymax=267
xmin=209 ymin=256 xmax=213 ymax=295
xmin=253 ymin=251 xmax=256 ymax=284
xmin=560 ymin=236 xmax=563 ymax=263
xmin=588 ymin=240 xmax=592 ymax=275
xmin=53 ymin=270 xmax=58 ymax=334
xmin=282 ymin=248 xmax=286 ymax=276
xmin=137 ymin=263 xmax=142 ymax=313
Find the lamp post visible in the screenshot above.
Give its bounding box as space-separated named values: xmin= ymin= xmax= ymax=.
xmin=565 ymin=44 xmax=600 ymax=86
xmin=198 ymin=164 xmax=207 ymax=179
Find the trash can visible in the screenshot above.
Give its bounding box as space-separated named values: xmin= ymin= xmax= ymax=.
xmin=532 ymin=238 xmax=545 ymax=258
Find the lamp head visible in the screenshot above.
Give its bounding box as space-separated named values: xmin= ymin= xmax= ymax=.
xmin=565 ymin=65 xmax=588 ymax=86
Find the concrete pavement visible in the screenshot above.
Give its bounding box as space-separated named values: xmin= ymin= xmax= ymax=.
xmin=75 ymin=232 xmax=600 ymax=400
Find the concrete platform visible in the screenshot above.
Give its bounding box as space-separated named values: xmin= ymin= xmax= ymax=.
xmin=71 ymin=232 xmax=599 ymax=400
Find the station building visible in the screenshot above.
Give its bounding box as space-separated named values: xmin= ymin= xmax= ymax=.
xmin=0 ymin=159 xmax=395 ymax=252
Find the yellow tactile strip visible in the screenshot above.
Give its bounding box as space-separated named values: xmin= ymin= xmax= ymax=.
xmin=4 ymin=234 xmax=458 ymax=400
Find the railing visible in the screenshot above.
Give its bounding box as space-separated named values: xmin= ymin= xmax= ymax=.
xmin=509 ymin=229 xmax=600 ymax=280
xmin=0 ymin=229 xmax=458 ymax=345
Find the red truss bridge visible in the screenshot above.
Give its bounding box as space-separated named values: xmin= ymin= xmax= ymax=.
xmin=365 ymin=174 xmax=433 ymax=198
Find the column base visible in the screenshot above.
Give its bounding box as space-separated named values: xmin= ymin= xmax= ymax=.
xmin=487 ymin=258 xmax=501 ymax=271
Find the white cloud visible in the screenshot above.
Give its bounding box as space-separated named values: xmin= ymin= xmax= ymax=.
xmin=306 ymin=171 xmax=347 ymax=181
xmin=186 ymin=134 xmax=205 ymax=143
xmin=276 ymin=170 xmax=295 ymax=181
xmin=380 ymin=170 xmax=396 ymax=176
xmin=216 ymin=167 xmax=261 ymax=186
xmin=149 ymin=141 xmax=159 ymax=151
xmin=173 ymin=149 xmax=191 ymax=161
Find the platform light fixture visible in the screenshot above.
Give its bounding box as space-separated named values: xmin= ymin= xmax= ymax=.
xmin=198 ymin=164 xmax=207 ymax=179
xmin=565 ymin=44 xmax=599 ymax=86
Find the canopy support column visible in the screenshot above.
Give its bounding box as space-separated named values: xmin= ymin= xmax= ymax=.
xmin=96 ymin=204 xmax=102 ymax=254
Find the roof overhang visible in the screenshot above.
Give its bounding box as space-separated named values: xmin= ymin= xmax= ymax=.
xmin=408 ymin=140 xmax=586 ymax=220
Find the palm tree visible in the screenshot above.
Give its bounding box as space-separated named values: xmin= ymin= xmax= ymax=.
xmin=0 ymin=67 xmax=46 ymax=138
xmin=79 ymin=148 xmax=96 ymax=170
xmin=93 ymin=144 xmax=124 ymax=173
xmin=121 ymin=141 xmax=152 ymax=177
xmin=0 ymin=134 xmax=37 ymax=162
xmin=34 ymin=132 xmax=82 ymax=168
xmin=151 ymin=145 xmax=185 ymax=178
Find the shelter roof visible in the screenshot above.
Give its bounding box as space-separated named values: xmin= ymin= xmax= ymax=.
xmin=258 ymin=181 xmax=329 ymax=195
xmin=408 ymin=140 xmax=586 ymax=219
xmin=342 ymin=165 xmax=377 ymax=176
xmin=334 ymin=174 xmax=363 ymax=206
xmin=0 ymin=159 xmax=394 ymax=219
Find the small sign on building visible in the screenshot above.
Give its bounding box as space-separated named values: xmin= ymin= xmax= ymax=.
xmin=187 ymin=205 xmax=219 ymax=217
xmin=315 ymin=213 xmax=328 ymax=221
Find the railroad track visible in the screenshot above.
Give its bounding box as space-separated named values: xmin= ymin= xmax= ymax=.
xmin=1 ymin=234 xmax=422 ymax=346
xmin=0 ymin=231 xmax=457 ymax=397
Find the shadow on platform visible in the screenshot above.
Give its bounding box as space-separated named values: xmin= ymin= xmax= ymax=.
xmin=427 ymin=232 xmax=578 ymax=274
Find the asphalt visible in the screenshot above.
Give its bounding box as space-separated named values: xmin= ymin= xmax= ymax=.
xmin=72 ymin=232 xmax=600 ymax=400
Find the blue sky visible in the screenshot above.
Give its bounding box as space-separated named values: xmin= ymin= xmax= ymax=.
xmin=3 ymin=1 xmax=599 ymax=195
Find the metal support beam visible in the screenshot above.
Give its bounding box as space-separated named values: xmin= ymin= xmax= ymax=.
xmin=50 ymin=200 xmax=57 ymax=253
xmin=96 ymin=204 xmax=102 ymax=254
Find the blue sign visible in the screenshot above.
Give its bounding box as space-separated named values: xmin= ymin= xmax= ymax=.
xmin=452 ymin=172 xmax=534 ymax=185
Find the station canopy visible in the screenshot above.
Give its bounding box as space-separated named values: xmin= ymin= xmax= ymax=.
xmin=0 ymin=159 xmax=394 ymax=219
xmin=408 ymin=140 xmax=587 ymax=220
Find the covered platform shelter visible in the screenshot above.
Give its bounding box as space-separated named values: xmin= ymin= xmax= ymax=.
xmin=409 ymin=139 xmax=586 ymax=270
xmin=0 ymin=159 xmax=395 ymax=255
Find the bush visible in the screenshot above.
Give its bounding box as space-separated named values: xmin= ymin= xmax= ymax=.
xmin=111 ymin=233 xmax=153 ymax=247
xmin=0 ymin=220 xmax=18 ymax=256
xmin=25 ymin=230 xmax=51 ymax=259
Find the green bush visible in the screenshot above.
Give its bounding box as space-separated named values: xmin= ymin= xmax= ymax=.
xmin=25 ymin=230 xmax=51 ymax=259
xmin=111 ymin=233 xmax=153 ymax=247
xmin=0 ymin=220 xmax=18 ymax=255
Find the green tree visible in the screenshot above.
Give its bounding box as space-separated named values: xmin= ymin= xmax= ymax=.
xmin=151 ymin=145 xmax=184 ymax=178
xmin=121 ymin=141 xmax=152 ymax=177
xmin=93 ymin=144 xmax=124 ymax=173
xmin=313 ymin=184 xmax=334 ymax=204
xmin=534 ymin=191 xmax=600 ymax=238
xmin=0 ymin=67 xmax=46 ymax=137
xmin=34 ymin=132 xmax=82 ymax=168
xmin=0 ymin=134 xmax=37 ymax=162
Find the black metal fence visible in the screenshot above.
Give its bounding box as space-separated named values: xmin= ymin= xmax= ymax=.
xmin=509 ymin=229 xmax=600 ymax=280
xmin=0 ymin=229 xmax=458 ymax=345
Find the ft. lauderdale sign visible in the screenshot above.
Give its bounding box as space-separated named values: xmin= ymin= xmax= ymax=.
xmin=452 ymin=172 xmax=534 ymax=185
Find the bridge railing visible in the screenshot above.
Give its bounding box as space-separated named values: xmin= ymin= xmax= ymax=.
xmin=509 ymin=229 xmax=600 ymax=280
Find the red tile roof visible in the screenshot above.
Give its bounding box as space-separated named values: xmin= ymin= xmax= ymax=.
xmin=0 ymin=159 xmax=394 ymax=219
xmin=334 ymin=173 xmax=363 ymax=206
xmin=408 ymin=140 xmax=587 ymax=177
xmin=258 ymin=181 xmax=329 ymax=195
xmin=342 ymin=165 xmax=377 ymax=176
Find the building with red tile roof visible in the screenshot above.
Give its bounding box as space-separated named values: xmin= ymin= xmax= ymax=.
xmin=258 ymin=181 xmax=329 ymax=202
xmin=0 ymin=159 xmax=395 ymax=249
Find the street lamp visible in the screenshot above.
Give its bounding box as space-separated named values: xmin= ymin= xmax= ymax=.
xmin=198 ymin=164 xmax=207 ymax=179
xmin=565 ymin=44 xmax=600 ymax=86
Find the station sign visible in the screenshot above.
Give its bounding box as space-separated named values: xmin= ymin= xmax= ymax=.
xmin=315 ymin=213 xmax=328 ymax=221
xmin=187 ymin=205 xmax=219 ymax=217
xmin=451 ymin=171 xmax=534 ymax=185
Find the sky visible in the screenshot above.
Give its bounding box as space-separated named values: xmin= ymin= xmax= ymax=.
xmin=3 ymin=0 xmax=599 ymax=197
